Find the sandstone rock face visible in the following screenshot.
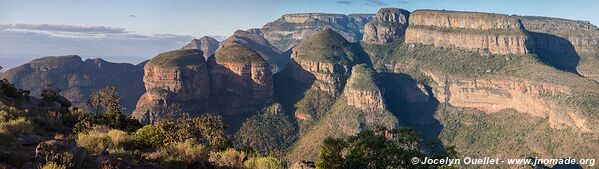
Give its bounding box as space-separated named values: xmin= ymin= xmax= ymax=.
xmin=518 ymin=16 xmax=599 ymax=54
xmin=424 ymin=71 xmax=590 ymax=132
xmin=181 ymin=36 xmax=220 ymax=60
xmin=362 ymin=8 xmax=411 ymax=44
xmin=209 ymin=45 xmax=274 ymax=115
xmin=1 ymin=55 xmax=145 ymax=115
xmin=220 ymin=30 xmax=288 ymax=73
xmin=131 ymin=49 xmax=210 ymax=124
xmin=405 ymin=10 xmax=532 ymax=55
xmin=344 ymin=64 xmax=385 ymax=112
xmin=290 ymin=29 xmax=362 ymax=95
xmin=260 ymin=13 xmax=374 ymax=51
xmin=518 ymin=16 xmax=599 ymax=81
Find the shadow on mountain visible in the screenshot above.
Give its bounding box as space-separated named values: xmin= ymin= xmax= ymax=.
xmin=379 ymin=72 xmax=445 ymax=151
xmin=529 ymin=32 xmax=580 ymax=74
xmin=273 ymin=60 xmax=315 ymax=122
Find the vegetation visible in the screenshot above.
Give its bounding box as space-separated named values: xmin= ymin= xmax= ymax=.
xmin=293 ymin=29 xmax=363 ymax=64
xmin=347 ymin=64 xmax=379 ymax=91
xmin=149 ymin=49 xmax=205 ymax=67
xmin=316 ymin=127 xmax=454 ymax=169
xmin=236 ymin=103 xmax=298 ymax=154
xmin=74 ymin=86 xmax=142 ymax=133
xmin=215 ymin=45 xmax=268 ymax=64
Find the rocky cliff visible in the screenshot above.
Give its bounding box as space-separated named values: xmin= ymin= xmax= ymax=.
xmin=1 ymin=55 xmax=145 ymax=114
xmin=131 ymin=49 xmax=210 ymax=124
xmin=518 ymin=16 xmax=599 ymax=81
xmin=405 ymin=10 xmax=532 ymax=55
xmin=259 ymin=13 xmax=374 ymax=51
xmin=219 ymin=30 xmax=288 ymax=73
xmin=289 ymin=28 xmax=364 ymax=95
xmin=362 ymin=8 xmax=411 ymax=44
xmin=209 ymin=45 xmax=274 ymax=115
xmin=424 ymin=71 xmax=590 ymax=132
xmin=343 ymin=64 xmax=385 ymax=112
xmin=181 ymin=36 xmax=220 ymax=60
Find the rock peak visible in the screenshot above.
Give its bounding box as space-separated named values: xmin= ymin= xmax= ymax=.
xmin=214 ymin=45 xmax=267 ymax=64
xmin=148 ymin=49 xmax=205 ymax=68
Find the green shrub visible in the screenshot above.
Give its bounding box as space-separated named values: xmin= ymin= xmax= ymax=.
xmin=244 ymin=156 xmax=284 ymax=169
xmin=41 ymin=162 xmax=66 ymax=169
xmin=133 ymin=125 xmax=166 ymax=149
xmin=77 ymin=130 xmax=112 ymax=154
xmin=160 ymin=140 xmax=208 ymax=167
xmin=0 ymin=117 xmax=34 ymax=135
xmin=236 ymin=104 xmax=298 ymax=154
xmin=208 ymin=148 xmax=246 ymax=168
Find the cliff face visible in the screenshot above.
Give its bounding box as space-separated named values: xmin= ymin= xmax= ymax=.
xmin=220 ymin=30 xmax=289 ymax=73
xmin=518 ymin=16 xmax=599 ymax=81
xmin=405 ymin=10 xmax=532 ymax=55
xmin=209 ymin=45 xmax=274 ymax=115
xmin=343 ymin=64 xmax=385 ymax=112
xmin=424 ymin=71 xmax=590 ymax=132
xmin=1 ymin=55 xmax=145 ymax=115
xmin=260 ymin=13 xmax=374 ymax=51
xmin=181 ymin=36 xmax=220 ymax=60
xmin=362 ymin=8 xmax=411 ymax=44
xmin=289 ymin=28 xmax=362 ymax=95
xmin=132 ymin=49 xmax=210 ymax=124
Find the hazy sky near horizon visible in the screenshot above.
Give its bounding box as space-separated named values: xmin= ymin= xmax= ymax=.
xmin=1 ymin=0 xmax=599 ymax=68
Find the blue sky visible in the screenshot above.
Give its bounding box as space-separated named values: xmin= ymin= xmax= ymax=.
xmin=1 ymin=0 xmax=598 ymax=68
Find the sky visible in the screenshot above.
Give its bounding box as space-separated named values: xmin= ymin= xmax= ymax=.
xmin=1 ymin=0 xmax=599 ymax=68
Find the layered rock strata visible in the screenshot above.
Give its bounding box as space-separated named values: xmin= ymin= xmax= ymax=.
xmin=343 ymin=64 xmax=385 ymax=112
xmin=424 ymin=71 xmax=590 ymax=132
xmin=260 ymin=13 xmax=375 ymax=51
xmin=405 ymin=10 xmax=532 ymax=55
xmin=209 ymin=45 xmax=274 ymax=115
xmin=362 ymin=8 xmax=411 ymax=44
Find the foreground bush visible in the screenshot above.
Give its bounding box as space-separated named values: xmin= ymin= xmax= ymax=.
xmin=244 ymin=156 xmax=284 ymax=169
xmin=208 ymin=148 xmax=247 ymax=168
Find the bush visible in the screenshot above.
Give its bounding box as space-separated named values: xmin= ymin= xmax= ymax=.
xmin=107 ymin=129 xmax=132 ymax=149
xmin=244 ymin=156 xmax=284 ymax=169
xmin=133 ymin=125 xmax=166 ymax=149
xmin=41 ymin=162 xmax=66 ymax=169
xmin=208 ymin=148 xmax=246 ymax=168
xmin=0 ymin=117 xmax=34 ymax=135
xmin=160 ymin=140 xmax=208 ymax=167
xmin=77 ymin=130 xmax=112 ymax=154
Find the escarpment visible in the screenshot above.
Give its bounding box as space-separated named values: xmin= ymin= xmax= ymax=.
xmin=423 ymin=71 xmax=590 ymax=132
xmin=209 ymin=45 xmax=274 ymax=115
xmin=1 ymin=55 xmax=145 ymax=115
xmin=362 ymin=8 xmax=411 ymax=44
xmin=289 ymin=28 xmax=363 ymax=95
xmin=220 ymin=30 xmax=288 ymax=73
xmin=405 ymin=10 xmax=532 ymax=55
xmin=518 ymin=16 xmax=599 ymax=81
xmin=132 ymin=49 xmax=211 ymax=124
xmin=260 ymin=13 xmax=374 ymax=51
xmin=181 ymin=36 xmax=220 ymax=60
xmin=344 ymin=64 xmax=385 ymax=112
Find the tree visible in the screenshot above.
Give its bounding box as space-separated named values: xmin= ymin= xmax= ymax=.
xmin=316 ymin=127 xmax=442 ymax=169
xmin=88 ymin=86 xmax=122 ymax=115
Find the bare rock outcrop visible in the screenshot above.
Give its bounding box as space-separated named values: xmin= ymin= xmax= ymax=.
xmin=343 ymin=64 xmax=385 ymax=112
xmin=405 ymin=10 xmax=532 ymax=55
xmin=219 ymin=30 xmax=288 ymax=73
xmin=424 ymin=71 xmax=590 ymax=132
xmin=362 ymin=8 xmax=411 ymax=44
xmin=289 ymin=28 xmax=363 ymax=95
xmin=209 ymin=45 xmax=274 ymax=115
xmin=181 ymin=36 xmax=220 ymax=60
xmin=132 ymin=49 xmax=210 ymax=124
xmin=260 ymin=13 xmax=374 ymax=51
